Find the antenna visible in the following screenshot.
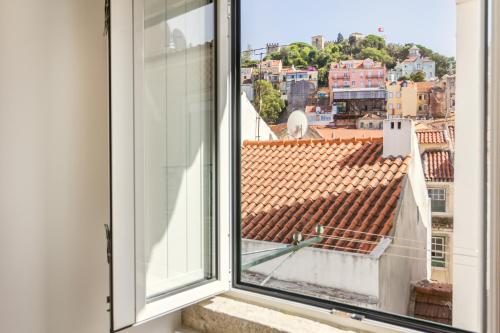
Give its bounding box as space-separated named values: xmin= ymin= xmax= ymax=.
xmin=287 ymin=110 xmax=309 ymax=139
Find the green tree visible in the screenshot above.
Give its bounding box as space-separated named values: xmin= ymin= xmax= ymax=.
xmin=359 ymin=47 xmax=393 ymax=65
xmin=431 ymin=53 xmax=455 ymax=78
xmin=336 ymin=33 xmax=344 ymax=44
xmin=318 ymin=67 xmax=329 ymax=87
xmin=360 ymin=34 xmax=386 ymax=50
xmin=253 ymin=80 xmax=285 ymax=123
xmin=410 ymin=71 xmax=426 ymax=82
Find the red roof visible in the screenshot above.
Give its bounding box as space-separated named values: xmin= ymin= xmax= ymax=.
xmin=447 ymin=126 xmax=455 ymax=144
xmin=416 ymin=124 xmax=454 ymax=145
xmin=312 ymin=127 xmax=383 ymax=140
xmin=422 ymin=150 xmax=454 ymax=182
xmin=241 ymin=138 xmax=411 ymax=254
xmin=416 ymin=82 xmax=435 ymax=93
xmin=417 ymin=130 xmax=446 ymax=144
xmin=410 ymin=281 xmax=452 ymax=325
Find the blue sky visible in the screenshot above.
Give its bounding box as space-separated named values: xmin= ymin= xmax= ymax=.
xmin=241 ymin=0 xmax=456 ymax=57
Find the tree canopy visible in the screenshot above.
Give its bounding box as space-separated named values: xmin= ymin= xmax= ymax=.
xmin=255 ymin=34 xmax=455 ymax=87
xmin=253 ymin=80 xmax=285 ymax=124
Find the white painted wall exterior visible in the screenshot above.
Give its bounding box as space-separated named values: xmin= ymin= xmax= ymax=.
xmin=241 ymin=92 xmax=277 ymax=141
xmin=379 ymin=179 xmax=430 ymax=314
xmin=243 ymin=239 xmax=381 ymax=299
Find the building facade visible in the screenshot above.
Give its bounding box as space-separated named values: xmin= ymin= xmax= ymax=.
xmin=392 ymin=45 xmax=436 ymax=81
xmin=437 ymin=74 xmax=456 ymax=115
xmin=417 ymin=125 xmax=455 ymax=283
xmin=328 ymin=59 xmax=386 ymax=94
xmin=416 ymin=82 xmax=434 ymax=118
xmin=241 ymin=67 xmax=254 ymax=101
xmin=280 ymin=66 xmax=318 ymax=99
xmin=386 ymin=80 xmax=418 ymax=117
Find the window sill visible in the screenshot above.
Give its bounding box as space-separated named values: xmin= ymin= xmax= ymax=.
xmin=181 ymin=291 xmax=421 ymax=333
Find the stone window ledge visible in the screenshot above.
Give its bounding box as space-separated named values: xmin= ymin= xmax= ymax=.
xmin=182 ymin=295 xmax=365 ymax=333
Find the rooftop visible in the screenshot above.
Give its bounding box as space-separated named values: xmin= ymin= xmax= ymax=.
xmin=416 ymin=81 xmax=435 ymax=93
xmin=422 ymin=150 xmax=454 ymax=182
xmin=409 ymin=281 xmax=452 ymax=325
xmin=241 ymin=138 xmax=411 ymax=254
xmin=416 ymin=125 xmax=454 ymax=145
xmin=312 ymin=126 xmax=383 ymax=140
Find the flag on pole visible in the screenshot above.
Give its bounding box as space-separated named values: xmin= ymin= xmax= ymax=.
xmin=378 ymin=26 xmax=384 ymax=33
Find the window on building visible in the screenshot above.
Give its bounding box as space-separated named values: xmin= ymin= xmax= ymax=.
xmin=397 ymin=103 xmax=401 ymax=109
xmin=432 ymin=236 xmax=446 ymax=268
xmin=419 ymin=95 xmax=422 ymax=100
xmin=388 ymin=92 xmax=393 ymax=98
xmin=352 ymin=81 xmax=355 ymax=86
xmin=429 ymin=188 xmax=446 ymax=212
xmin=396 ymin=92 xmax=401 ymax=98
xmin=388 ymin=103 xmax=393 ymax=109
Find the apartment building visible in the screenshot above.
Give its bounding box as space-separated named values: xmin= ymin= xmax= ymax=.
xmin=386 ymin=80 xmax=418 ymax=117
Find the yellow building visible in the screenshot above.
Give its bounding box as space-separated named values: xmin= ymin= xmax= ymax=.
xmin=386 ymin=80 xmax=418 ymax=117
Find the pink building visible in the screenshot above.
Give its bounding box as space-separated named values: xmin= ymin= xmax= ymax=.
xmin=328 ymin=59 xmax=386 ymax=98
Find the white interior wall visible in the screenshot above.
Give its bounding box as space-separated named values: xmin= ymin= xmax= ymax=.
xmin=0 ymin=1 xmax=180 ymax=332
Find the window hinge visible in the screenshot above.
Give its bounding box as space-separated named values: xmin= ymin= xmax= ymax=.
xmin=331 ymin=308 xmax=365 ymax=321
xmin=104 ymin=224 xmax=112 ymax=318
xmin=105 ymin=224 xmax=112 ymax=264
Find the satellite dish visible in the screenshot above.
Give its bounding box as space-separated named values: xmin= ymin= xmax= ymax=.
xmin=287 ymin=110 xmax=308 ymax=139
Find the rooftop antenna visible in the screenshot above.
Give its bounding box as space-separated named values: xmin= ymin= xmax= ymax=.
xmin=287 ymin=110 xmax=309 ymax=139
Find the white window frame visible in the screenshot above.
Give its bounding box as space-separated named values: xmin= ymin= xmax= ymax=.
xmin=431 ymin=236 xmax=446 ymax=267
xmin=110 ymin=0 xmax=230 ymax=330
xmin=429 ymin=188 xmax=447 ymax=213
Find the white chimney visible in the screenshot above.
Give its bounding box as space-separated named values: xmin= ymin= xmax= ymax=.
xmin=382 ymin=117 xmax=415 ymax=157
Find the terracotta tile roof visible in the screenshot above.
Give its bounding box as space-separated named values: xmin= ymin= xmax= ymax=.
xmin=241 ymin=138 xmax=411 ymax=254
xmin=416 ymin=125 xmax=454 ymax=145
xmin=416 ymin=130 xmax=446 ymax=144
xmin=401 ymin=56 xmax=418 ymax=64
xmin=416 ymin=81 xmax=435 ymax=93
xmin=447 ymin=126 xmax=455 ymax=144
xmin=311 ymin=127 xmax=383 ymax=140
xmin=422 ymin=150 xmax=454 ymax=182
xmin=409 ymin=281 xmax=452 ymax=325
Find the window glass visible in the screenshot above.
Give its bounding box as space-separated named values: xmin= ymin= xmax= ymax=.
xmin=139 ymin=0 xmax=215 ymax=298
xmin=432 ymin=236 xmax=446 ymax=267
xmin=429 ymin=188 xmax=447 ymax=213
xmin=238 ymin=0 xmax=483 ymax=331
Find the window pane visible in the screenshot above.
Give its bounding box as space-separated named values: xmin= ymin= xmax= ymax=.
xmin=139 ymin=0 xmax=215 ymax=299
xmin=238 ymin=0 xmax=483 ymax=331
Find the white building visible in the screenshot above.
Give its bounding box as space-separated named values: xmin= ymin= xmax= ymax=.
xmin=392 ymin=45 xmax=436 ymax=81
xmin=240 ymin=92 xmax=277 ymax=141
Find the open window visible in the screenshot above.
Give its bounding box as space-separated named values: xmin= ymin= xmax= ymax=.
xmin=233 ymin=0 xmax=488 ymax=332
xmin=109 ymin=0 xmax=231 ymax=330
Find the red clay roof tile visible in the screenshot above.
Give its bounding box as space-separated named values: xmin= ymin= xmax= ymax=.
xmin=422 ymin=150 xmax=454 ymax=182
xmin=241 ymin=138 xmax=411 ymax=254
